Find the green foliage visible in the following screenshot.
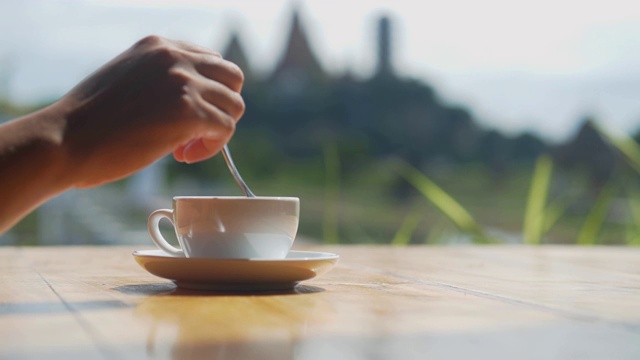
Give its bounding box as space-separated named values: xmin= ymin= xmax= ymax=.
xmin=601 ymin=129 xmax=640 ymax=173
xmin=391 ymin=204 xmax=423 ymax=246
xmin=423 ymin=221 xmax=453 ymax=245
xmin=577 ymin=183 xmax=615 ymax=245
xmin=542 ymin=197 xmax=571 ymax=233
xmin=323 ymin=140 xmax=340 ymax=245
xmin=625 ymin=183 xmax=640 ymax=246
xmin=597 ymin=127 xmax=640 ymax=245
xmin=6 ymin=89 xmax=640 ymax=246
xmin=523 ymin=155 xmax=553 ymax=244
xmin=398 ymin=160 xmax=490 ymax=243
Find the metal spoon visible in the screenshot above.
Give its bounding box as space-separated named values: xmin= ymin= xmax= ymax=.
xmin=221 ymin=144 xmax=256 ymax=197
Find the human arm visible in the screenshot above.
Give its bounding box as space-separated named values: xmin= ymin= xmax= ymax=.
xmin=0 ymin=35 xmax=245 ymax=233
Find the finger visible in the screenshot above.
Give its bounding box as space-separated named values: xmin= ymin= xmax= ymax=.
xmin=196 ymin=88 xmax=239 ymax=132
xmin=173 ymin=95 xmax=236 ymax=163
xmin=172 ymin=39 xmax=222 ymax=58
xmin=133 ymin=36 xmax=220 ymax=58
xmin=181 ymin=137 xmax=228 ymax=164
xmin=192 ymin=55 xmax=244 ymax=93
xmin=173 ymin=144 xmax=187 ymax=162
xmin=197 ymin=77 xmax=246 ymax=120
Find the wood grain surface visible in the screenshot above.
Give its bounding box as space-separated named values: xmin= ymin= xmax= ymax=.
xmin=1 ymin=245 xmax=639 ymax=359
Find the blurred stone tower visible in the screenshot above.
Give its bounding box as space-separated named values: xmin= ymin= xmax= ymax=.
xmin=375 ymin=16 xmax=394 ymax=78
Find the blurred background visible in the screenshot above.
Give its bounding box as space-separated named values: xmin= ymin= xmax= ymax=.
xmin=1 ymin=0 xmax=640 ymax=246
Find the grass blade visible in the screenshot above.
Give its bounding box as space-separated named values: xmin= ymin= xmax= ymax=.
xmin=523 ymin=155 xmax=553 ymax=244
xmin=597 ymin=128 xmax=640 ymax=246
xmin=399 ymin=161 xmax=488 ymax=243
xmin=391 ymin=205 xmax=423 ymax=246
xmin=625 ymin=183 xmax=640 ymax=246
xmin=323 ymin=140 xmax=340 ymax=244
xmin=543 ymin=197 xmax=570 ymax=233
xmin=599 ymin=129 xmax=640 ymax=174
xmin=423 ymin=220 xmax=451 ymax=245
xmin=577 ymin=183 xmax=615 ymax=245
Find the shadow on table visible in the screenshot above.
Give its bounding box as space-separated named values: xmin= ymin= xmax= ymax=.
xmin=112 ymin=282 xmax=325 ymax=296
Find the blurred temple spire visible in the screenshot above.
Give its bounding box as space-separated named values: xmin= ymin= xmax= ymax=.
xmin=270 ymin=4 xmax=327 ymax=90
xmin=221 ymin=30 xmax=254 ymax=83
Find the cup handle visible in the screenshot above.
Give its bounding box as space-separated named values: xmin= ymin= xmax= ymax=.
xmin=147 ymin=209 xmax=184 ymax=257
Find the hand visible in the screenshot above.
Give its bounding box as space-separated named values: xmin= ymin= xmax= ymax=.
xmin=56 ymin=35 xmax=245 ymax=187
xmin=0 ymin=35 xmax=244 ymax=233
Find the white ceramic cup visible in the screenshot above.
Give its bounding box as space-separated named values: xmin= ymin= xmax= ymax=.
xmin=147 ymin=196 xmax=300 ymax=259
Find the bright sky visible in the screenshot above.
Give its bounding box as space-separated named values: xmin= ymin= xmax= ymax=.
xmin=1 ymin=0 xmax=639 ymax=142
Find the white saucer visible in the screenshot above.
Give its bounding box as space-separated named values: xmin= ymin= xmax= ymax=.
xmin=133 ymin=250 xmax=339 ymax=292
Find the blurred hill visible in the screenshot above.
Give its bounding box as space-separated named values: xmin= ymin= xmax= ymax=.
xmin=0 ymin=6 xmax=622 ymax=186
xmin=0 ymin=6 xmax=634 ymax=246
xmin=165 ymin=8 xmax=553 ymax=183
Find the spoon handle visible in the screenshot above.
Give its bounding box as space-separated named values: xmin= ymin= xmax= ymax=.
xmin=222 ymin=144 xmax=256 ymax=198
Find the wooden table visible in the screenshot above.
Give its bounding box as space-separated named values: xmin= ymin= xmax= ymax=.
xmin=1 ymin=245 xmax=639 ymax=359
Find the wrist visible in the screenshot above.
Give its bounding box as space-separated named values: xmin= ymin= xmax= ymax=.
xmin=0 ymin=103 xmax=75 ymax=232
xmin=31 ymin=103 xmax=75 ymax=187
